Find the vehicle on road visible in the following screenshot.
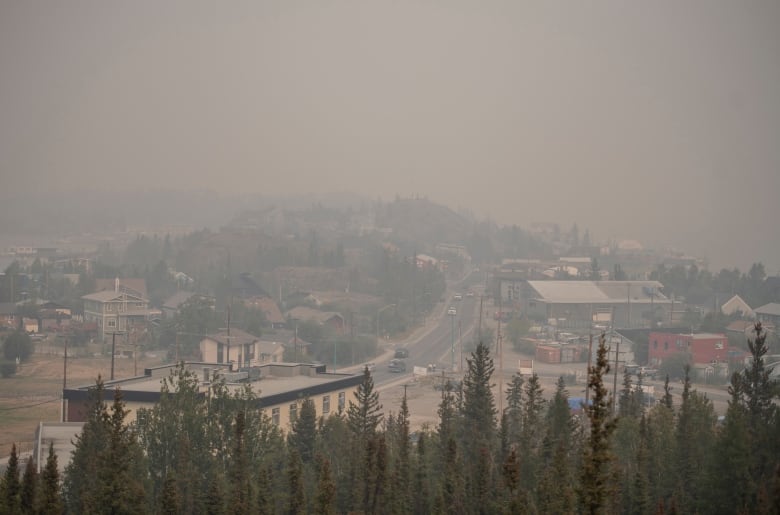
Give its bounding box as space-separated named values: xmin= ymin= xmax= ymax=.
xmin=447 ymin=307 xmax=457 ymax=316
xmin=364 ymin=362 xmax=376 ymax=372
xmin=466 ymin=291 xmax=475 ymax=298
xmin=453 ymin=294 xmax=463 ymax=301
xmin=394 ymin=348 xmax=409 ymax=359
xmin=388 ymin=359 xmax=406 ymax=373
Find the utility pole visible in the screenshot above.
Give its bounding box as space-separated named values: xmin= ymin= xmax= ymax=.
xmin=110 ymin=332 xmax=117 ymax=380
xmin=459 ymin=319 xmax=463 ymax=372
xmin=612 ymin=336 xmax=621 ymax=415
xmin=585 ymin=333 xmax=593 ymax=412
xmin=226 ymin=302 xmax=231 ymax=369
xmin=62 ymin=336 xmax=68 ymax=422
xmin=497 ymin=292 xmax=503 ymax=417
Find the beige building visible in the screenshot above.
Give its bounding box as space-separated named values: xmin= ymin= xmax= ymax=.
xmin=199 ymin=328 xmax=286 ymax=367
xmin=82 ymin=282 xmax=160 ymax=341
xmin=62 ymin=361 xmax=362 ymax=431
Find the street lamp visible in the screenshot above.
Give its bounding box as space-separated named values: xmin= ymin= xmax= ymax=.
xmin=448 ymin=308 xmax=456 ymax=371
xmin=376 ymin=304 xmax=396 ymax=344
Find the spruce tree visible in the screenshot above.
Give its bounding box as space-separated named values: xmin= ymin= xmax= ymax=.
xmin=460 ymin=341 xmax=496 ymax=511
xmin=159 ymin=472 xmax=180 ymax=515
xmin=578 ymin=333 xmax=617 ymax=514
xmin=19 ymin=455 xmax=37 ymax=514
xmin=288 ymin=397 xmax=317 ymax=464
xmin=313 ymin=456 xmax=336 ymax=515
xmin=39 ymin=442 xmax=63 ymax=515
xmin=227 ymin=411 xmax=252 ymax=514
xmin=287 ymin=449 xmax=306 ymax=515
xmin=412 ymin=431 xmax=432 ymax=515
xmin=0 ymin=443 xmax=21 ymax=514
xmin=346 ymin=367 xmax=383 ymax=439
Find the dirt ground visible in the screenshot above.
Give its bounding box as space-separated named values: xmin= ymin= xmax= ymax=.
xmin=0 ymin=343 xmax=166 ymax=458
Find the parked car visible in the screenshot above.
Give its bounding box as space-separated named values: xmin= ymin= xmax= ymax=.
xmin=447 ymin=307 xmax=457 ymax=316
xmin=466 ymin=291 xmax=475 ymax=298
xmin=388 ymin=359 xmax=406 ymax=373
xmin=394 ymin=348 xmax=409 ymax=359
xmin=453 ymin=294 xmax=463 ymax=301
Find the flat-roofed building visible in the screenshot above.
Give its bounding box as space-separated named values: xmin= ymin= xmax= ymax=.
xmin=62 ymin=361 xmax=363 ymax=431
xmin=504 ymin=280 xmax=670 ymax=330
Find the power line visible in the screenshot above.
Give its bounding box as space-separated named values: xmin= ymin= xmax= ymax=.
xmin=0 ymin=397 xmax=60 ymax=411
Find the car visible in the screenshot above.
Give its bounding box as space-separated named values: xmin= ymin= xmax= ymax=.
xmin=447 ymin=307 xmax=457 ymax=316
xmin=466 ymin=291 xmax=475 ymax=298
xmin=453 ymin=294 xmax=463 ymax=301
xmin=394 ymin=348 xmax=409 ymax=359
xmin=364 ymin=362 xmax=376 ymax=372
xmin=388 ymin=359 xmax=406 ymax=373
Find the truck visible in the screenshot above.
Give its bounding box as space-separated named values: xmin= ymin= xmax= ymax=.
xmin=388 ymin=359 xmax=407 ymax=373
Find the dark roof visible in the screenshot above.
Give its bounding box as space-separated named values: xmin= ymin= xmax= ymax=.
xmin=231 ymin=272 xmax=269 ymax=299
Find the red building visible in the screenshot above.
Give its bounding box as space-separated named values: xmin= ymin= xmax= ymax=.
xmin=648 ymin=332 xmax=730 ymax=366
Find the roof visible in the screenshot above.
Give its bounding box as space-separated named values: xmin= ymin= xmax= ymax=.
xmin=286 ymin=306 xmax=344 ymax=325
xmin=162 ymin=291 xmax=198 ymax=310
xmin=720 ymin=295 xmax=754 ymax=318
xmin=203 ymin=328 xmax=260 ymax=347
xmin=95 ymin=278 xmax=147 ymax=298
xmin=755 ymin=303 xmax=780 ymax=317
xmin=526 ymin=280 xmax=669 ymax=304
xmin=82 ymin=290 xmax=146 ymax=303
xmin=248 ymin=297 xmax=286 ymax=325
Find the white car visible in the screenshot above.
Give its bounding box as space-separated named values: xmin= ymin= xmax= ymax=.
xmin=447 ymin=307 xmax=457 ymax=316
xmin=453 ymin=294 xmax=463 ymax=301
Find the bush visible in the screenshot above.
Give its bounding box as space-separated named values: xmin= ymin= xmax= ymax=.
xmin=0 ymin=360 xmax=17 ymax=378
xmin=2 ymin=330 xmax=33 ymax=362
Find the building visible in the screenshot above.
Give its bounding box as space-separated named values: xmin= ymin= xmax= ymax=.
xmin=648 ymin=332 xmax=731 ymax=366
xmin=502 ymin=279 xmax=671 ymax=329
xmin=161 ymin=291 xmax=214 ymax=320
xmin=199 ymin=328 xmax=285 ymax=367
xmin=0 ymin=302 xmax=19 ymax=331
xmin=243 ymin=296 xmax=286 ymax=329
xmin=720 ymin=294 xmax=754 ymax=319
xmin=755 ymin=303 xmax=780 ymax=328
xmin=82 ymin=281 xmax=160 ymax=341
xmin=286 ymin=306 xmax=346 ymax=334
xmin=62 ymin=361 xmax=363 ymax=431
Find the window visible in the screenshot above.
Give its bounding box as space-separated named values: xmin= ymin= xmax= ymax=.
xmin=676 ymin=339 xmax=682 ymax=349
xmin=664 ymin=341 xmax=669 ymax=351
xmin=108 ymin=319 xmax=116 ymax=328
xmin=322 ymin=395 xmax=330 ymax=414
xmin=289 ymin=403 xmax=297 ymax=423
xmin=272 ymin=407 xmax=280 ymax=426
xmin=653 ymin=340 xmax=658 ymax=349
xmin=338 ymin=392 xmax=346 ymax=412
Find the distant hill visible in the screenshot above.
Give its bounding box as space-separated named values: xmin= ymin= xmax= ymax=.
xmin=376 ymin=197 xmax=473 ymax=251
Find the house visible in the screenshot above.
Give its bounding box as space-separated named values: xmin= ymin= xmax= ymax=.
xmin=62 ymin=361 xmax=363 ymax=430
xmin=82 ymin=286 xmax=160 ymax=342
xmin=199 ymin=328 xmax=285 ymax=368
xmin=415 ymin=254 xmax=439 ymax=270
xmin=720 ymin=294 xmax=754 ymax=318
xmin=39 ymin=302 xmax=72 ymax=332
xmin=286 ymin=306 xmax=346 ymax=333
xmin=0 ymin=302 xmax=19 ymax=331
xmin=648 ymin=332 xmax=731 ymax=366
xmin=755 ymin=303 xmax=780 ymax=328
xmin=504 ymin=280 xmax=671 ymax=330
xmin=161 ymin=291 xmax=214 ymax=320
xmin=243 ymin=296 xmax=286 ymax=329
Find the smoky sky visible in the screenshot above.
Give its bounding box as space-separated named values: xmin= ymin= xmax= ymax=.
xmin=1 ymin=1 xmax=779 ymax=272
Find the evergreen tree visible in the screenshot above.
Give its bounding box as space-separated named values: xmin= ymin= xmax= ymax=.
xmin=313 ymin=456 xmax=336 ymax=515
xmin=437 ymin=438 xmax=465 ymax=515
xmin=204 ymin=474 xmax=225 ymax=515
xmin=742 ymin=322 xmax=780 ymax=510
xmin=19 ymin=455 xmax=37 ymax=514
xmin=674 ymin=365 xmax=716 ymax=514
xmin=287 ymin=449 xmax=306 ymax=515
xmin=460 ymin=341 xmax=496 ymax=511
xmin=662 ymin=375 xmax=673 ymax=409
xmin=288 ymin=397 xmax=317 ymax=464
xmin=706 ymin=372 xmax=751 ymax=513
xmin=578 ymin=333 xmax=618 ymax=514
xmin=504 ymin=373 xmax=525 ymax=449
xmin=519 ymin=373 xmax=545 ymax=493
xmin=158 ymin=472 xmax=180 ymax=515
xmin=346 ymin=367 xmax=384 ymax=439
xmin=255 ymin=466 xmax=274 ymax=515
xmin=63 ymin=378 xmax=110 ymax=513
xmin=0 ymin=443 xmax=21 ymax=514
xmin=227 ymin=412 xmax=252 ymax=514
xmin=39 ymin=442 xmax=63 ymax=515
xmin=412 ymin=431 xmax=432 ymax=515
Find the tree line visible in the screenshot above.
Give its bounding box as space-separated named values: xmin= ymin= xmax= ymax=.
xmin=1 ymin=325 xmax=778 ymax=514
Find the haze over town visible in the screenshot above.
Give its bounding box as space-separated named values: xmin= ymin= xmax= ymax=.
xmin=1 ymin=1 xmax=779 ymax=272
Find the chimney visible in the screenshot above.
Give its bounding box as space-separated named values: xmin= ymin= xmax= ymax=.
xmin=115 ymin=277 xmax=120 ymax=292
